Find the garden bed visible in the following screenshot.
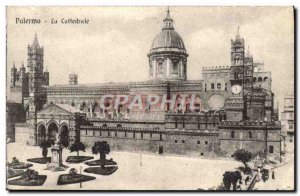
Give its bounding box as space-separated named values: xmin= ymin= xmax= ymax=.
xmin=84 ymin=159 xmax=117 ymax=166
xmin=66 ymin=156 xmax=94 ymax=163
xmin=27 ymin=157 xmax=51 ymax=164
xmin=7 ymin=169 xmax=25 ymax=179
xmin=84 ymin=166 xmax=118 ymax=175
xmin=57 ymin=174 xmax=96 ymax=185
xmin=8 ymin=175 xmax=47 ymax=186
xmin=9 ymin=163 xmax=33 ymax=169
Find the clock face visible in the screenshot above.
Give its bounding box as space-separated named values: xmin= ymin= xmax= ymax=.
xmin=208 ymin=94 xmax=225 ymax=110
xmin=231 ymin=85 xmax=242 ymax=94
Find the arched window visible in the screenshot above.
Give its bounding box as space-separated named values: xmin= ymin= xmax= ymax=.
xmin=225 ymin=83 xmax=227 ymax=91
xmin=264 ymin=77 xmax=268 ymax=81
xmin=149 ymin=64 xmax=153 ymax=76
xmin=173 ymin=63 xmax=178 ymax=73
xmin=239 ymin=132 xmax=243 ymax=139
xmin=249 ymin=131 xmax=253 ymax=139
xmin=223 ymin=131 xmax=226 ymax=138
xmin=253 ymin=77 xmax=257 ymax=82
xmin=234 ymin=57 xmax=240 ymax=65
xmin=258 ymin=77 xmax=262 ymax=82
xmin=257 ymin=132 xmax=262 ymax=140
xmin=247 ymin=69 xmax=252 ymax=76
xmin=231 ymin=131 xmax=235 ymax=138
xmin=254 ymin=66 xmax=258 ymax=72
xmin=157 ymin=58 xmax=164 ymax=74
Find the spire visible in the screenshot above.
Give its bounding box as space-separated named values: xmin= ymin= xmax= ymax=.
xmin=21 ymin=61 xmax=25 ymax=68
xmin=167 ymin=6 xmax=170 ymax=18
xmin=163 ymin=6 xmax=174 ymax=30
xmin=33 ymin=34 xmax=40 ymax=48
xmin=236 ymin=26 xmax=240 ymax=40
xmin=45 ymin=64 xmax=48 ymax=72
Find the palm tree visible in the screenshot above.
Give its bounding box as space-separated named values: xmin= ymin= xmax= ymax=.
xmin=69 ymin=141 xmax=86 ymax=156
xmin=92 ymin=141 xmax=110 ymax=169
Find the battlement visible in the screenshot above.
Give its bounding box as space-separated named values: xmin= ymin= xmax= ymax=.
xmin=80 ymin=125 xmax=163 ymax=133
xmin=166 ymin=110 xmax=225 ymax=116
xmin=219 ymin=120 xmax=281 ymax=129
xmin=202 ymin=66 xmax=230 ymax=72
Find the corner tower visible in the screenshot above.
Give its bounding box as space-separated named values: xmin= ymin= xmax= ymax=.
xmin=148 ymin=8 xmax=188 ymax=81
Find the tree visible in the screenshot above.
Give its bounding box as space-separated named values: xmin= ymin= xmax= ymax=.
xmin=92 ymin=141 xmax=110 ymax=169
xmin=222 ymin=171 xmax=242 ymax=190
xmin=232 ymin=149 xmax=252 ymax=170
xmin=39 ymin=140 xmax=52 ymax=158
xmin=69 ymin=141 xmax=86 ymax=156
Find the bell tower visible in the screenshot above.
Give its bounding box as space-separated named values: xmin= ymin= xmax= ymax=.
xmin=230 ymin=26 xmax=245 ymax=88
xmin=27 ymin=34 xmax=47 ymax=113
xmin=27 ymin=34 xmax=48 ymax=145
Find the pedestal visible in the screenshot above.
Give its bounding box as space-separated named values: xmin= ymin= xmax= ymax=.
xmin=45 ymin=144 xmax=68 ymax=172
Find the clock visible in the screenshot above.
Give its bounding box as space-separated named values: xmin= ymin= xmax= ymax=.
xmin=208 ymin=94 xmax=225 ymax=110
xmin=231 ymin=85 xmax=242 ymax=94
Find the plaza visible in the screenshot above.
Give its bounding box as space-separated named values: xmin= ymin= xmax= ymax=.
xmin=7 ymin=142 xmax=241 ymax=190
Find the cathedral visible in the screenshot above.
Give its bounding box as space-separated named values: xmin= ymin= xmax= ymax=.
xmin=8 ymin=9 xmax=282 ymax=161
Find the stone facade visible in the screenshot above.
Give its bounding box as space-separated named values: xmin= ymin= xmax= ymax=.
xmin=8 ymin=9 xmax=282 ymax=161
xmin=281 ymin=94 xmax=294 ymax=142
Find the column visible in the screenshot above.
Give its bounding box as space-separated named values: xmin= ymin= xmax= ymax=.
xmin=89 ymin=104 xmax=93 ymax=117
xmin=181 ymin=62 xmax=184 ymax=79
xmin=166 ymin=58 xmax=170 ymax=78
xmin=153 ymin=60 xmax=157 ymax=78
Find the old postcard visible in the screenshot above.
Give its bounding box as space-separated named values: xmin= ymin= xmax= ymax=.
xmin=6 ymin=6 xmax=295 ymax=191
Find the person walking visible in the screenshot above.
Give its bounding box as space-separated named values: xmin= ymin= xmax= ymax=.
xmin=272 ymin=170 xmax=275 ymax=180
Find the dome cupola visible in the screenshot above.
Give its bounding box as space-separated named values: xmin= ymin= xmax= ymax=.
xmin=148 ymin=8 xmax=188 ymax=81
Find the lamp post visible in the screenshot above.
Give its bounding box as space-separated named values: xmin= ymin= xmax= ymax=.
xmin=79 ymin=166 xmax=82 ymax=188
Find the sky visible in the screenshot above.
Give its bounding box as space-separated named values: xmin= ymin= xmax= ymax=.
xmin=6 ymin=6 xmax=294 ymax=110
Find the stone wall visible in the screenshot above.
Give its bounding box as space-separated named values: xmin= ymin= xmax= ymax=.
xmin=15 ymin=123 xmax=30 ymax=144
xmin=219 ymin=121 xmax=282 ymax=160
xmin=80 ymin=126 xmax=219 ymax=157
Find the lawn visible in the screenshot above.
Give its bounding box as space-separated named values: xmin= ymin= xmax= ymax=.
xmin=8 ymin=163 xmax=33 ymax=169
xmin=84 ymin=166 xmax=118 ymax=175
xmin=84 ymin=159 xmax=117 ymax=166
xmin=7 ymin=168 xmax=26 ymax=179
xmin=57 ymin=174 xmax=96 ymax=185
xmin=8 ymin=175 xmax=47 ymax=186
xmin=27 ymin=157 xmax=51 ymax=164
xmin=66 ymin=156 xmax=94 ymax=163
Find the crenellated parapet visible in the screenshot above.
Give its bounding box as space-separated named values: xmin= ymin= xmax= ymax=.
xmin=219 ymin=120 xmax=281 ymax=129
xmin=202 ymin=65 xmax=230 ymax=72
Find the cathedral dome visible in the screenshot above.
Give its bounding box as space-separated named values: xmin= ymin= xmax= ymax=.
xmin=148 ymin=8 xmax=188 ymax=81
xmin=151 ymin=30 xmax=186 ymax=52
xmin=149 ymin=9 xmax=187 ymax=56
